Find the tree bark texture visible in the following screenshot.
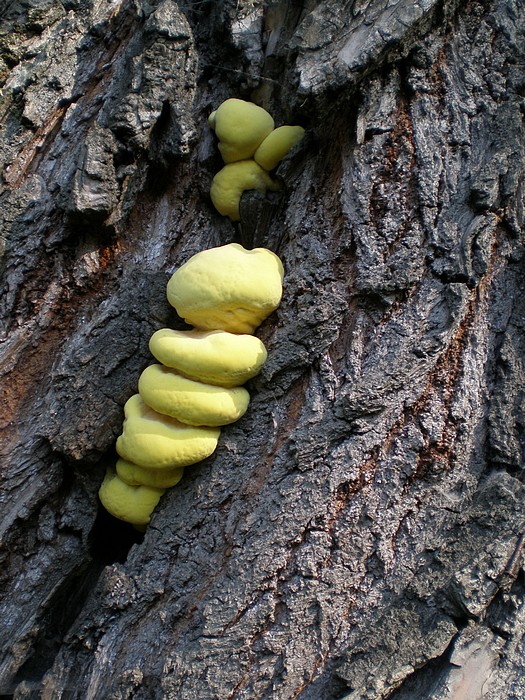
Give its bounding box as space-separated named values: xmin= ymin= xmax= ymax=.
xmin=0 ymin=0 xmax=524 ymax=698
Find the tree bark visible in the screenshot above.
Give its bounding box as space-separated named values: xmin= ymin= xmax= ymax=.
xmin=1 ymin=0 xmax=524 ymax=698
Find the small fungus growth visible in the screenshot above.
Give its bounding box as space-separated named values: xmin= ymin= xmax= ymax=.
xmin=208 ymin=98 xmax=275 ymax=163
xmin=99 ymin=243 xmax=284 ymax=527
xmin=254 ymin=125 xmax=306 ymax=172
xmin=210 ymin=160 xmax=280 ymax=221
xmin=208 ymin=98 xmax=304 ymax=221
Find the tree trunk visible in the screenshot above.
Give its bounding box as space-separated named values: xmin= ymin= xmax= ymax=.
xmin=1 ymin=0 xmax=524 ymax=697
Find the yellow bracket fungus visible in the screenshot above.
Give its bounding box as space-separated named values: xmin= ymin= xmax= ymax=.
xmin=138 ymin=364 xmax=250 ymax=427
xmin=210 ymin=161 xmax=280 ymax=222
xmin=208 ymin=98 xmax=274 ymax=162
xmin=99 ymin=469 xmax=165 ymax=526
xmin=254 ymin=125 xmax=305 ymax=171
xmin=149 ymin=329 xmax=267 ymax=388
xmin=166 ymin=243 xmax=284 ymax=334
xmin=208 ymin=98 xmax=305 ymax=220
xmin=116 ymin=458 xmax=184 ymax=489
xmin=116 ymin=394 xmax=220 ymax=469
xmin=96 ymin=88 xmax=302 ymax=527
xmin=99 ymin=242 xmax=284 ymax=528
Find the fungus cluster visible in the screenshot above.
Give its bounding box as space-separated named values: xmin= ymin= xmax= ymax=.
xmin=99 ymin=243 xmax=284 ymax=527
xmin=208 ymin=98 xmax=304 ymax=221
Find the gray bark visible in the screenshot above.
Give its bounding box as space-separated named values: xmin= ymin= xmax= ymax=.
xmin=0 ymin=0 xmax=524 ymax=698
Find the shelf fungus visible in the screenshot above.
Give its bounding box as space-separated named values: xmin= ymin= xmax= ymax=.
xmin=166 ymin=242 xmax=284 ymax=334
xmin=208 ymin=98 xmax=304 ymax=221
xmin=208 ymin=98 xmax=274 ymax=163
xmin=99 ymin=243 xmax=284 ymax=527
xmin=138 ymin=365 xmax=251 ymax=427
xmin=149 ymin=329 xmax=268 ymax=388
xmin=210 ymin=160 xmax=280 ymax=221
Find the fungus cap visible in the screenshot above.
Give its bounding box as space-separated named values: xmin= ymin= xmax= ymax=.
xmin=209 ymin=98 xmax=274 ymax=162
xmin=98 ymin=469 xmax=165 ymax=525
xmin=166 ymin=243 xmax=284 ymax=334
xmin=210 ymin=160 xmax=280 ymax=221
xmin=149 ymin=328 xmax=267 ymax=387
xmin=116 ymin=458 xmax=184 ymax=489
xmin=254 ymin=125 xmax=305 ymax=171
xmin=138 ymin=364 xmax=250 ymax=426
xmin=116 ymin=394 xmax=220 ymax=469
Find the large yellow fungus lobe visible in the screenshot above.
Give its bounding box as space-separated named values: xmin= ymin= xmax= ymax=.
xmin=116 ymin=394 xmax=220 ymax=469
xmin=208 ymin=98 xmax=274 ymax=163
xmin=138 ymin=364 xmax=250 ymax=427
xmin=210 ymin=160 xmax=280 ymax=222
xmin=166 ymin=243 xmax=284 ymax=334
xmin=116 ymin=458 xmax=184 ymax=489
xmin=254 ymin=125 xmax=305 ymax=171
xmin=149 ymin=329 xmax=268 ymax=388
xmin=99 ymin=469 xmax=165 ymax=525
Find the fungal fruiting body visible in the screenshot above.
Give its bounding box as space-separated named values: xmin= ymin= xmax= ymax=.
xmin=148 ymin=329 xmax=268 ymax=387
xmin=99 ymin=243 xmax=284 ymax=526
xmin=208 ymin=98 xmax=275 ymax=163
xmin=98 ymin=470 xmax=165 ymax=526
xmin=253 ymin=126 xmax=306 ymax=172
xmin=209 ymin=98 xmax=304 ymax=221
xmin=210 ymin=161 xmax=280 ymax=221
xmin=138 ymin=365 xmax=250 ymax=427
xmin=166 ymin=242 xmax=284 ymax=333
xmin=115 ymin=394 xmax=221 ymax=469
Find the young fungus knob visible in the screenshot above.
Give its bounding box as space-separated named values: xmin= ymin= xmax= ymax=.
xmin=149 ymin=329 xmax=268 ymax=388
xmin=166 ymin=243 xmax=284 ymax=334
xmin=208 ymin=110 xmax=217 ymax=128
xmin=138 ymin=364 xmax=250 ymax=427
xmin=98 ymin=469 xmax=165 ymax=525
xmin=209 ymin=98 xmax=274 ymax=162
xmin=253 ymin=125 xmax=305 ymax=171
xmin=210 ymin=160 xmax=280 ymax=222
xmin=116 ymin=394 xmax=220 ymax=469
xmin=116 ymin=458 xmax=185 ymax=489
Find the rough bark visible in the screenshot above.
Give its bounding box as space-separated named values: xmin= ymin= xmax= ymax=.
xmin=0 ymin=0 xmax=524 ymax=698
